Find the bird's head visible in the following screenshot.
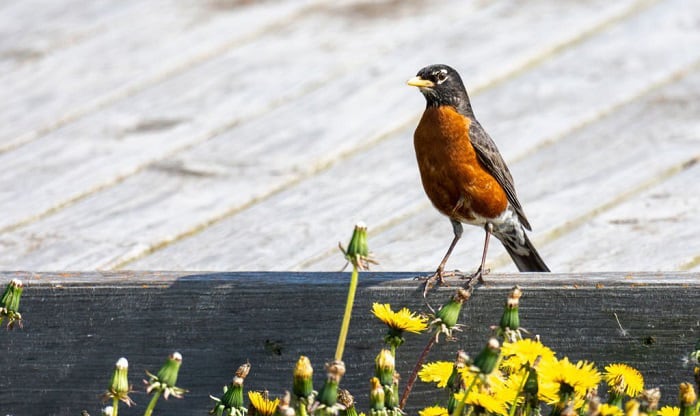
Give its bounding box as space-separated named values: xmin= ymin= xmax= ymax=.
xmin=407 ymin=64 xmax=472 ymax=114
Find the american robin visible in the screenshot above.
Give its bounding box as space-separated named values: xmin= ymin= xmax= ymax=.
xmin=407 ymin=64 xmax=549 ymax=293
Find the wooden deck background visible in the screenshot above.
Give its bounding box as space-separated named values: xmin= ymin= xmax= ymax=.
xmin=0 ymin=0 xmax=699 ymax=273
xmin=0 ymin=272 xmax=698 ymax=416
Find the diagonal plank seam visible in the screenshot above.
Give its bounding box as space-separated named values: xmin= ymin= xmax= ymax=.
xmin=0 ymin=1 xmax=330 ymax=156
xmin=292 ymin=57 xmax=700 ymax=272
xmin=107 ymin=0 xmax=662 ymax=270
xmin=490 ymin=156 xmax=700 ymax=271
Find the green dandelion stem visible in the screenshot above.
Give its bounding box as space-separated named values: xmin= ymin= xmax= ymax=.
xmin=143 ymin=389 xmax=162 ymax=416
xmin=399 ymin=333 xmax=436 ymax=410
xmin=335 ymin=265 xmax=359 ymax=362
xmin=112 ymin=397 xmax=119 ymax=416
xmin=451 ymin=374 xmax=479 ymax=416
xmin=508 ymin=370 xmax=529 ymax=416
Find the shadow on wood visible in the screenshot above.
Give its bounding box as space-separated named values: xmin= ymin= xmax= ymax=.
xmin=0 ymin=272 xmax=698 ymax=415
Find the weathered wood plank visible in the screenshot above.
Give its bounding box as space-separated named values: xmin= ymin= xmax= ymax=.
xmin=0 ymin=0 xmax=644 ymax=238
xmin=363 ymin=64 xmax=700 ymax=274
xmin=128 ymin=0 xmax=700 ymax=272
xmin=0 ymin=0 xmax=324 ymax=153
xmin=0 ymin=0 xmax=677 ymax=271
xmin=0 ymin=272 xmax=698 ymax=416
xmin=0 ymin=1 xmax=143 ymax=73
xmin=543 ymin=160 xmax=700 ymax=271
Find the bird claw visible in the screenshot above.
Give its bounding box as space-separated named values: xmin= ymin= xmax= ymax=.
xmin=460 ymin=267 xmax=490 ymax=283
xmin=417 ymin=269 xmax=467 ymax=297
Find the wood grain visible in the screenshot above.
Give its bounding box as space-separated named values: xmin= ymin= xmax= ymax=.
xmin=0 ymin=272 xmax=698 ymax=416
xmin=129 ymin=0 xmax=700 ymax=272
xmin=0 ymin=0 xmax=679 ymax=271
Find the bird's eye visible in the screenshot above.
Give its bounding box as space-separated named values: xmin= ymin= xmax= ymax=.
xmin=435 ymin=71 xmax=447 ymax=83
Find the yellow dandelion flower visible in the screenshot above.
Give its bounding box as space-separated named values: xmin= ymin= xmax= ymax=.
xmin=501 ymin=339 xmax=556 ymax=372
xmin=599 ymin=403 xmax=625 ymax=416
xmin=419 ymin=361 xmax=454 ymax=388
xmin=604 ymin=363 xmax=644 ymax=397
xmin=419 ymin=405 xmax=449 ymax=416
xmin=658 ymin=406 xmax=680 ymax=416
xmin=372 ymin=303 xmax=428 ymax=334
xmin=248 ymin=391 xmax=279 ymax=416
xmin=454 ymin=390 xmax=508 ymax=416
xmin=538 ymin=357 xmax=601 ymax=406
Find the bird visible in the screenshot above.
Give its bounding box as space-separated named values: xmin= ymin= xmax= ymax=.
xmin=407 ymin=64 xmax=549 ymax=294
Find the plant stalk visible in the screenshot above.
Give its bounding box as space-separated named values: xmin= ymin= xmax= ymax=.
xmin=144 ymin=390 xmax=162 ymax=416
xmin=399 ymin=333 xmax=436 ymax=409
xmin=335 ymin=265 xmax=359 ymax=361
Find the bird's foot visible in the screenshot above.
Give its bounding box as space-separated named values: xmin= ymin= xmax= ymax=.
xmin=460 ymin=266 xmax=490 ymax=284
xmin=416 ymin=269 xmax=465 ymax=297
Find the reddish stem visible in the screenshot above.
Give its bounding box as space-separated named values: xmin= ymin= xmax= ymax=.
xmin=399 ymin=334 xmax=436 ymax=410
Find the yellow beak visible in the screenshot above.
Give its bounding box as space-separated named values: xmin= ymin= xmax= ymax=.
xmin=407 ymin=76 xmax=435 ymax=88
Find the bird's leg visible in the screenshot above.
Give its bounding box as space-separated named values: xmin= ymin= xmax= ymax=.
xmin=464 ymin=223 xmax=493 ymax=283
xmin=420 ymin=220 xmax=463 ymax=296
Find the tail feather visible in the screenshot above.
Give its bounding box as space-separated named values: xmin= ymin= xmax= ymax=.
xmin=496 ymin=232 xmax=550 ymax=272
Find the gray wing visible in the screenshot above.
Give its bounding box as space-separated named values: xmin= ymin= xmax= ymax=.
xmin=469 ymin=120 xmax=532 ymax=230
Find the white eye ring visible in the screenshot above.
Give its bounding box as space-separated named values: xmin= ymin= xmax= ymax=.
xmin=436 ymin=70 xmax=448 ymax=84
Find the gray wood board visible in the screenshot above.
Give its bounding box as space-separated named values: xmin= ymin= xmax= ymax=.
xmin=0 ymin=272 xmax=698 ymax=415
xmin=129 ymin=0 xmax=700 ymax=273
xmin=2 ymin=0 xmax=694 ymax=272
xmin=0 ymin=0 xmax=323 ymax=152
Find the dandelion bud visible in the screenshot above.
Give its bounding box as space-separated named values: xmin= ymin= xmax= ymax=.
xmin=0 ymin=278 xmax=24 ymax=329
xmin=317 ymin=360 xmax=345 ymax=407
xmin=156 ymin=352 xmax=182 ymax=387
xmin=293 ymin=356 xmax=314 ymax=399
xmin=210 ymin=362 xmax=249 ymax=416
xmin=639 ymin=388 xmax=661 ymax=413
xmin=278 ymin=391 xmax=296 ymax=416
xmin=111 ymin=358 xmax=130 ymax=396
xmin=436 ymin=288 xmax=470 ymax=329
xmin=104 ymin=357 xmax=135 ymax=406
xmin=499 ymin=286 xmax=521 ymax=331
xmin=338 ymin=389 xmax=358 ymax=416
xmin=369 ymin=377 xmax=386 ymax=412
xmin=679 ymin=382 xmax=697 ymax=416
xmin=343 ymin=222 xmax=373 ymax=270
xmin=473 ymin=338 xmax=500 ymax=375
xmin=375 ymin=349 xmax=395 ymax=386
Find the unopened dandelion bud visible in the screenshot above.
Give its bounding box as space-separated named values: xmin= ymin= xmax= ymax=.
xmin=639 ymin=388 xmax=661 ymax=413
xmin=156 ymin=352 xmax=182 ymax=387
xmin=278 ymin=391 xmax=295 ymax=416
xmin=293 ymin=356 xmax=314 ymax=399
xmin=225 ymin=363 xmax=250 ymax=408
xmin=111 ymin=358 xmax=130 ymax=396
xmin=221 ymin=379 xmax=244 ymax=410
xmin=679 ymin=382 xmax=697 ymax=416
xmin=104 ymin=357 xmax=135 ymax=407
xmin=369 ymin=377 xmax=386 ymax=412
xmin=473 ymin=338 xmax=500 ymax=375
xmin=318 ymin=360 xmax=345 ymax=407
xmin=499 ymin=286 xmax=521 ymax=331
xmin=375 ymin=349 xmax=395 ymax=386
xmin=436 ymin=288 xmax=470 ymax=329
xmin=0 ymin=278 xmax=24 ymax=328
xmin=338 ymin=389 xmax=358 ymax=416
xmin=344 ymin=222 xmax=371 ymax=270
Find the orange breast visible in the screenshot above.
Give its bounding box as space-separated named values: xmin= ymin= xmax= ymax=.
xmin=413 ymin=106 xmax=508 ymax=222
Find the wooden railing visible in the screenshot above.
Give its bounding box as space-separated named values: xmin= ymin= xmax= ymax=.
xmin=0 ymin=272 xmax=698 ymax=415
